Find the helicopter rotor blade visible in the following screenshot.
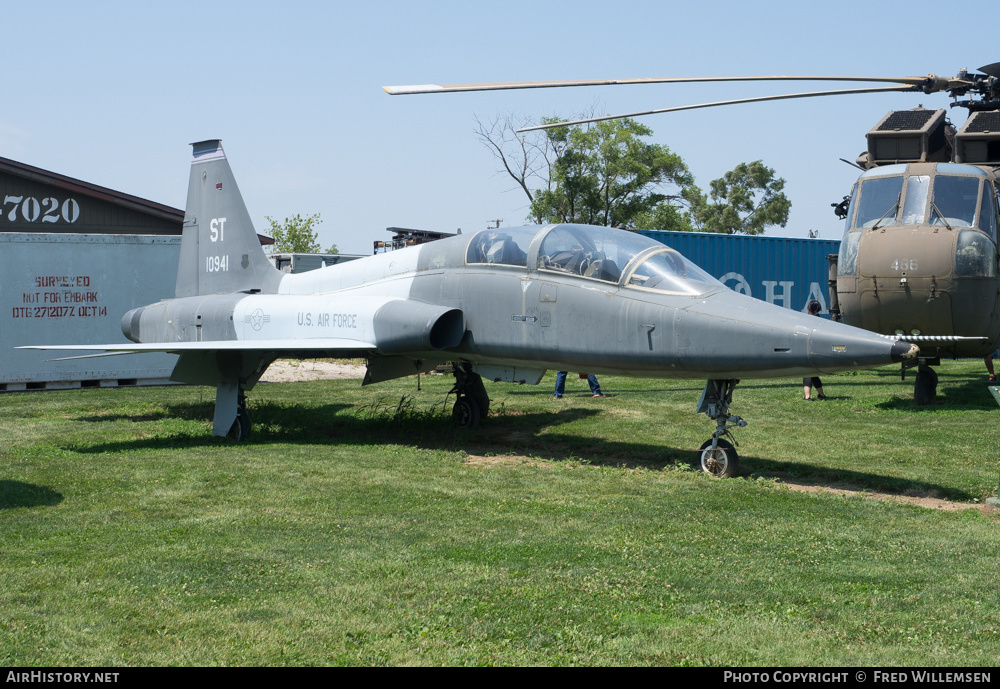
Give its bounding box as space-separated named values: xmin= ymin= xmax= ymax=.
xmin=384 ymin=74 xmax=951 ymax=96
xmin=512 ymin=85 xmax=919 ymax=133
xmin=978 ymin=62 xmax=1000 ymax=78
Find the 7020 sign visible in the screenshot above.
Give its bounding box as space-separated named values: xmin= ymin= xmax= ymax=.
xmin=2 ymin=195 xmax=81 ymax=224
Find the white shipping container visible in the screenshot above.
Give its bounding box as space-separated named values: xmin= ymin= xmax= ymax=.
xmin=1 ymin=233 xmax=181 ymax=390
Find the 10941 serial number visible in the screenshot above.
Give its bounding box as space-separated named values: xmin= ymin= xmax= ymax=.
xmin=206 ymin=255 xmax=229 ymax=272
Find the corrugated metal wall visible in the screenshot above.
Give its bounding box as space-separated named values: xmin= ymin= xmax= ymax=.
xmin=0 ymin=167 xmax=181 ymax=235
xmin=638 ymin=230 xmax=841 ymax=314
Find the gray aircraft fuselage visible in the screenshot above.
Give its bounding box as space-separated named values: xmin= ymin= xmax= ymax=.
xmin=125 ymin=222 xmax=914 ymax=384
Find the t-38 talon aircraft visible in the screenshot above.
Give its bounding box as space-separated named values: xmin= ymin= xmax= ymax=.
xmin=23 ymin=140 xmax=917 ymax=477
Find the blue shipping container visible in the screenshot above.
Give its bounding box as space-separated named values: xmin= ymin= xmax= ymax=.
xmin=638 ymin=230 xmax=841 ymax=315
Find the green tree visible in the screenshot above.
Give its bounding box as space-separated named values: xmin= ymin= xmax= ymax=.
xmin=529 ymin=118 xmax=698 ymax=230
xmin=475 ymin=114 xmax=700 ymax=230
xmin=264 ymin=213 xmax=338 ymax=253
xmin=690 ymin=161 xmax=791 ymax=235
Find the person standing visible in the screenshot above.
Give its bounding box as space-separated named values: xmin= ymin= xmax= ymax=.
xmin=803 ymin=300 xmax=828 ymax=401
xmin=554 ymin=371 xmax=605 ymax=398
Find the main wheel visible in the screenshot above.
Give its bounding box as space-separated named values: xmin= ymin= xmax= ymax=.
xmin=914 ymin=368 xmax=938 ymax=406
xmin=698 ymin=438 xmax=738 ymax=478
xmin=467 ymin=373 xmax=491 ymax=418
xmin=227 ymin=411 xmax=251 ymax=442
xmin=452 ymin=395 xmax=481 ymax=429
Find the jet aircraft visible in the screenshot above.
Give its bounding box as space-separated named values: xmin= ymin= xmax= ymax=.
xmin=24 ymin=140 xmax=918 ymax=477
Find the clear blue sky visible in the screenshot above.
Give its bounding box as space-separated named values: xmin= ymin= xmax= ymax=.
xmin=2 ymin=0 xmax=990 ymax=254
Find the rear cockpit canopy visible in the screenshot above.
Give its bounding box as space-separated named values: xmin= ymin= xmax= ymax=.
xmin=466 ymin=223 xmax=722 ymax=296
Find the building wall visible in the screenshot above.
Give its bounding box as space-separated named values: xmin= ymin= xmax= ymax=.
xmin=0 ymin=158 xmax=184 ymax=389
xmin=0 ymin=167 xmax=180 ymax=235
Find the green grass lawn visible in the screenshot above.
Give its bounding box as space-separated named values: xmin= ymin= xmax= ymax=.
xmin=1 ymin=360 xmax=999 ymax=666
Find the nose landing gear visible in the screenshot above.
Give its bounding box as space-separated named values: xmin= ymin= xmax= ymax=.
xmin=902 ymin=355 xmax=941 ymax=406
xmin=696 ymin=379 xmax=746 ymax=478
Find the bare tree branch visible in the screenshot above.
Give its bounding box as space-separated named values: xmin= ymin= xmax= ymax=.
xmin=474 ymin=112 xmax=550 ymax=204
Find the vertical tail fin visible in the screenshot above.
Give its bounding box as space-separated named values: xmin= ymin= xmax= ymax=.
xmin=175 ymin=140 xmax=283 ymax=297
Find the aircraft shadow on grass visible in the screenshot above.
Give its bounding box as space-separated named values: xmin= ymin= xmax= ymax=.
xmin=65 ymin=399 xmax=969 ymax=501
xmin=0 ymin=480 xmax=63 ymax=510
xmin=873 ymin=375 xmax=998 ymax=412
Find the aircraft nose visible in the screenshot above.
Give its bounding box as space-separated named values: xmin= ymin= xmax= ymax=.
xmin=806 ymin=318 xmax=919 ymax=373
xmin=890 ymin=339 xmax=920 ymax=363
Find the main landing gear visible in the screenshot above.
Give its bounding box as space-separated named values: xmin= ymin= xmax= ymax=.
xmin=227 ymin=388 xmax=250 ymax=442
xmin=214 ymin=376 xmax=252 ymax=441
xmin=696 ymin=379 xmax=746 ymax=478
xmin=209 ymin=351 xmax=274 ymax=442
xmin=450 ymin=362 xmax=490 ymax=429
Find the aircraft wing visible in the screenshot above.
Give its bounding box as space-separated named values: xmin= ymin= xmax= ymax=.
xmin=18 ymin=338 xmax=378 ymax=361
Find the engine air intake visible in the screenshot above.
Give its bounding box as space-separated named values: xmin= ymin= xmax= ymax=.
xmin=866 ymin=108 xmax=949 ymax=166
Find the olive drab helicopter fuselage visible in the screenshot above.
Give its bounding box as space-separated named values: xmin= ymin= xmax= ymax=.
xmin=384 ymin=64 xmax=1000 ymax=404
xmin=830 ymin=106 xmax=1000 ymax=404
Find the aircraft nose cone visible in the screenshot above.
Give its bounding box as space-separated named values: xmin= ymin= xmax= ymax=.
xmin=805 ymin=317 xmax=922 ymax=375
xmin=890 ymin=340 xmax=920 ymax=363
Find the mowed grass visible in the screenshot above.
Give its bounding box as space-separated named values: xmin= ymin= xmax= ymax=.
xmin=1 ymin=360 xmax=999 ymax=666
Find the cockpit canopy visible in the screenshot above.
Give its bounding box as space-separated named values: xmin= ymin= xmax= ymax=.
xmin=466 ymin=223 xmax=722 ymax=296
xmin=844 ymin=164 xmax=998 ymax=237
xmin=838 ymin=163 xmax=1000 ymax=279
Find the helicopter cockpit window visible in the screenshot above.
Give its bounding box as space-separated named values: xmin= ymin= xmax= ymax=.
xmin=842 ymin=185 xmax=858 ymax=233
xmin=930 ymin=176 xmax=979 ymax=228
xmin=626 ymin=250 xmax=721 ymax=296
xmin=536 ymin=225 xmax=656 ymax=283
xmin=838 ymin=231 xmax=861 ymax=276
xmin=900 ymin=175 xmax=929 ymax=225
xmin=978 ymin=182 xmax=997 ymax=240
xmin=955 ymin=230 xmax=996 ymax=278
xmin=854 ymin=175 xmax=903 ymax=229
xmin=466 ymin=228 xmax=535 ymax=267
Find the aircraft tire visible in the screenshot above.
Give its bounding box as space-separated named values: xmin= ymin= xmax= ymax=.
xmin=698 ymin=438 xmax=738 ymax=478
xmin=452 ymin=395 xmax=481 ymax=430
xmin=914 ymin=368 xmax=938 ymax=406
xmin=468 ymin=373 xmax=491 ymax=418
xmin=227 ymin=411 xmax=251 ymax=442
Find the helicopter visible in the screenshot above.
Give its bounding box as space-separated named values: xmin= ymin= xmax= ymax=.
xmin=385 ymin=64 xmax=1000 ymax=404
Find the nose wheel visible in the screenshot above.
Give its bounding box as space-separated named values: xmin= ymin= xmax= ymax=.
xmin=696 ymin=379 xmax=745 ymax=477
xmin=902 ymin=356 xmax=940 ymax=406
xmin=698 ymin=438 xmax=738 ymax=478
xmin=913 ymin=365 xmax=938 ymax=406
